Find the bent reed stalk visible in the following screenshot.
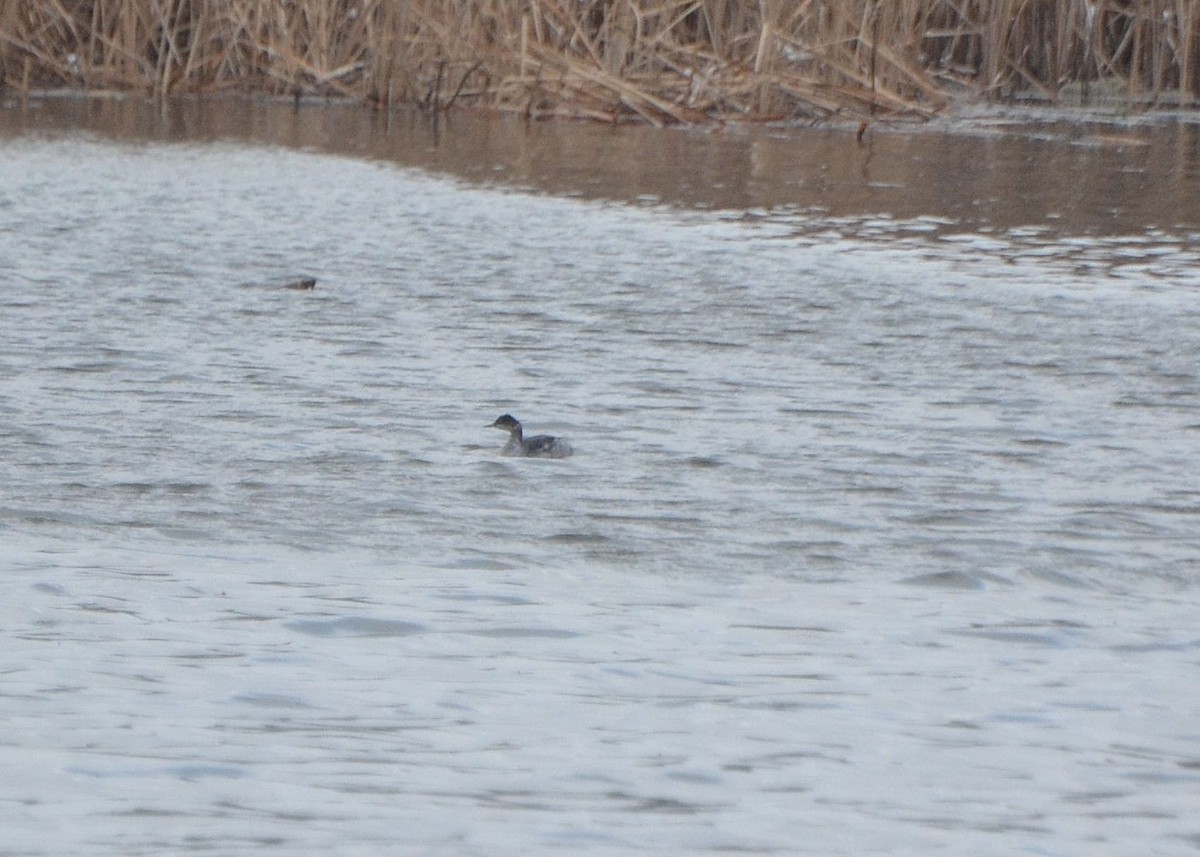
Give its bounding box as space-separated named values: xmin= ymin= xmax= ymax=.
xmin=1 ymin=0 xmax=1198 ymax=123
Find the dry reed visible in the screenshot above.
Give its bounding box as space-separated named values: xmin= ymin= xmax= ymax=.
xmin=1 ymin=1 xmax=1197 ymax=123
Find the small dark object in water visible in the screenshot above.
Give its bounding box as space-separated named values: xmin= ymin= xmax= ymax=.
xmin=489 ymin=414 xmax=573 ymax=458
xmin=284 ymin=277 xmax=317 ymax=290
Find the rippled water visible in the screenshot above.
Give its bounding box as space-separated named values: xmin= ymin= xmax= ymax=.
xmin=3 ymin=103 xmax=1200 ymax=854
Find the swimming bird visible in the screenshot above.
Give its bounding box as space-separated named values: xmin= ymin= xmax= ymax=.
xmin=489 ymin=414 xmax=572 ymax=458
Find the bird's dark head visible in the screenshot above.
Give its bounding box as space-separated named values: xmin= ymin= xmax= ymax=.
xmin=490 ymin=414 xmax=522 ymax=435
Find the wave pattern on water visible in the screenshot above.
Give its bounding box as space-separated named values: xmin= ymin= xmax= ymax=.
xmin=2 ymin=136 xmax=1200 ymax=855
xmin=6 ymin=138 xmax=1198 ymax=583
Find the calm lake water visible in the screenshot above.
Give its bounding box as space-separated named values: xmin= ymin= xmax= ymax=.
xmin=2 ymin=97 xmax=1200 ymax=855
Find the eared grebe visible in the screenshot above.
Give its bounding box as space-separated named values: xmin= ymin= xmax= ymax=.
xmin=489 ymin=414 xmax=572 ymax=458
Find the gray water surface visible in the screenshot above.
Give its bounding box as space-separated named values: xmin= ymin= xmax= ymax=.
xmin=2 ymin=102 xmax=1199 ymax=855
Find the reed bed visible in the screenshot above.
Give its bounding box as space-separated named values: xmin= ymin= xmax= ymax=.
xmin=2 ymin=1 xmax=1198 ymax=123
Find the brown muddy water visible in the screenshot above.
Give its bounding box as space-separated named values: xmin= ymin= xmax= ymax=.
xmin=7 ymin=95 xmax=1200 ymax=231
xmin=2 ymin=96 xmax=1200 ymax=856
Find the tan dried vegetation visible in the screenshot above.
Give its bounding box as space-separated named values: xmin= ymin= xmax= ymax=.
xmin=1 ymin=1 xmax=1198 ymax=124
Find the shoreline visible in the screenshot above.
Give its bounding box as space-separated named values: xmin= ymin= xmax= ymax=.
xmin=4 ymin=1 xmax=1198 ymax=127
xmin=7 ymin=86 xmax=1200 ymax=136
